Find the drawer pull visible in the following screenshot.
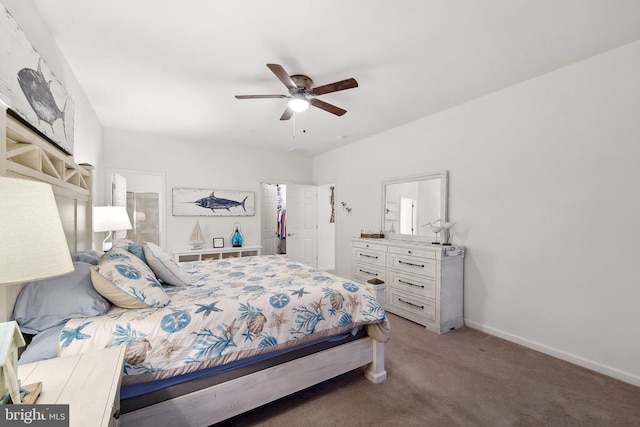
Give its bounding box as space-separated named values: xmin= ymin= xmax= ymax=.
xmin=360 ymin=253 xmax=379 ymax=259
xmin=399 ymin=279 xmax=424 ymax=288
xmin=398 ymin=298 xmax=424 ymax=309
xmin=359 ymin=269 xmax=378 ymax=276
xmin=398 ymin=260 xmax=424 ymax=268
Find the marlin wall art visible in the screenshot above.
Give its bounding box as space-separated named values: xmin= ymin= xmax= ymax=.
xmin=172 ymin=188 xmax=255 ymax=217
xmin=0 ymin=3 xmax=75 ymax=155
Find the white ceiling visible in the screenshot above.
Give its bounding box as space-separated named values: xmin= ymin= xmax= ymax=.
xmin=31 ymin=0 xmax=640 ymax=156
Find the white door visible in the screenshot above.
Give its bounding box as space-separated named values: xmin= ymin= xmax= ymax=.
xmin=286 ymin=184 xmax=317 ymax=267
xmin=261 ymin=183 xmax=279 ymax=255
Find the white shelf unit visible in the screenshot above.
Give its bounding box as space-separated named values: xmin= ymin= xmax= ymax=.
xmin=173 ymin=245 xmax=262 ymax=262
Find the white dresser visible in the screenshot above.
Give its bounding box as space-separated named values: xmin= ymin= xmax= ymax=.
xmin=352 ymin=238 xmax=465 ymax=334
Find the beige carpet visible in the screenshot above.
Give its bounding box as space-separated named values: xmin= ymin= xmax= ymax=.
xmin=214 ymin=314 xmax=640 ymax=426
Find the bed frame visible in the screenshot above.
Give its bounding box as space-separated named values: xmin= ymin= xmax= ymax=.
xmin=0 ymin=106 xmax=386 ymax=426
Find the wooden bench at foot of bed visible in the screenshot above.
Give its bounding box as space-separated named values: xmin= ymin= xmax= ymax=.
xmin=121 ymin=337 xmax=386 ymax=427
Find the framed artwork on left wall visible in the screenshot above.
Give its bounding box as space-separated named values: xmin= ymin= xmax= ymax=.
xmin=0 ymin=3 xmax=74 ymax=155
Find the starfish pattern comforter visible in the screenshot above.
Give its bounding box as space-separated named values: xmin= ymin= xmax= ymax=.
xmin=59 ymin=255 xmax=389 ymax=385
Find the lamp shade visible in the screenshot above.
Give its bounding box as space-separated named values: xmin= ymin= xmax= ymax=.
xmin=0 ymin=177 xmax=73 ymax=285
xmin=93 ymin=206 xmax=133 ymax=232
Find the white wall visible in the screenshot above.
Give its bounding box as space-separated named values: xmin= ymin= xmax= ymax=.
xmin=103 ymin=128 xmax=313 ymax=252
xmin=313 ymin=41 xmax=640 ymax=386
xmin=3 ymin=0 xmax=104 ymax=201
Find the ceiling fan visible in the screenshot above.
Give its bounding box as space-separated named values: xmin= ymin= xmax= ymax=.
xmin=235 ymin=64 xmax=358 ymax=120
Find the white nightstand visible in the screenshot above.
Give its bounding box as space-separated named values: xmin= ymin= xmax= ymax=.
xmin=18 ymin=345 xmax=126 ymax=427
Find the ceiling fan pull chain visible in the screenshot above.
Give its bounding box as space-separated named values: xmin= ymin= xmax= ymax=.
xmin=292 ymin=113 xmax=296 ymax=138
xmin=303 ymin=111 xmax=307 ymax=134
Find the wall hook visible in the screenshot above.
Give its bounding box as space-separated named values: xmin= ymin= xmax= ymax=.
xmin=341 ymin=202 xmax=352 ymax=215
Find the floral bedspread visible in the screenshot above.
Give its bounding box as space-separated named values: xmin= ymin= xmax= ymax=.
xmin=59 ymin=255 xmax=389 ymax=385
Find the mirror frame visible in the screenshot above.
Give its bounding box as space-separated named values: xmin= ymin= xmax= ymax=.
xmin=381 ymin=171 xmax=449 ymax=242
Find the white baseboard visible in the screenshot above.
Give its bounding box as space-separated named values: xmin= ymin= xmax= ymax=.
xmin=464 ymin=319 xmax=640 ymax=388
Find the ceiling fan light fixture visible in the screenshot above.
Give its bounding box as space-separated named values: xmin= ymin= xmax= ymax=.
xmin=288 ymin=95 xmax=310 ymax=112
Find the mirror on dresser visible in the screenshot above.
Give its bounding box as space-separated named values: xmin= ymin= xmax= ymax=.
xmin=382 ymin=171 xmax=448 ymax=242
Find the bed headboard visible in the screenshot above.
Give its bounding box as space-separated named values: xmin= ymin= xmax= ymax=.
xmin=0 ymin=106 xmax=94 ymax=322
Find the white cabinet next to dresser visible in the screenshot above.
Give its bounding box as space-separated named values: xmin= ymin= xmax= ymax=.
xmin=351 ymin=238 xmax=465 ymax=334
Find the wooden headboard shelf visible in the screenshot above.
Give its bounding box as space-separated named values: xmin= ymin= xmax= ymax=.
xmin=5 ymin=115 xmax=92 ymax=194
xmin=1 ymin=107 xmax=94 ymax=322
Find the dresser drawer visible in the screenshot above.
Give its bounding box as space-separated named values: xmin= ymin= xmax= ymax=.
xmin=388 ymin=270 xmax=436 ymax=300
xmin=389 ymin=253 xmax=436 ymax=278
xmin=352 ymin=248 xmax=386 ymax=267
xmin=353 ymin=240 xmax=388 ymax=252
xmin=352 ymin=262 xmax=386 ymax=284
xmin=387 ymin=287 xmax=435 ymax=322
xmin=388 ymin=245 xmax=436 ymax=260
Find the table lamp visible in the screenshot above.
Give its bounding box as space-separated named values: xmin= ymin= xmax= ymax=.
xmin=93 ymin=206 xmax=133 ymax=251
xmin=0 ymin=176 xmax=75 ymax=404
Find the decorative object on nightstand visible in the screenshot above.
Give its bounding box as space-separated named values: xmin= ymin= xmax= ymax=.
xmin=231 ymin=222 xmax=244 ymax=247
xmin=188 ymin=221 xmax=205 ymax=249
xmin=93 ymin=205 xmax=133 ymax=251
xmin=0 ymin=321 xmax=29 ymax=404
xmin=213 ymin=238 xmax=225 ymax=248
xmin=0 ymin=177 xmax=75 ymax=404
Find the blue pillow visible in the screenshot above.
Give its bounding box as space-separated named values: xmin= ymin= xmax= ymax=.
xmin=18 ymin=324 xmax=64 ymax=364
xmin=71 ymin=250 xmax=104 ymax=265
xmin=12 ymin=261 xmax=112 ymax=334
xmin=127 ymin=242 xmax=147 ymax=264
xmin=143 ymin=242 xmax=192 ymax=286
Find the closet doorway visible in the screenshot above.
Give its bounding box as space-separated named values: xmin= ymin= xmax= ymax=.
xmin=260 ymin=182 xmax=335 ymax=271
xmin=261 ymin=183 xmax=286 ymax=256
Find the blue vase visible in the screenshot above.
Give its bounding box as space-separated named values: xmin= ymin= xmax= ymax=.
xmin=231 ymin=227 xmax=243 ymax=247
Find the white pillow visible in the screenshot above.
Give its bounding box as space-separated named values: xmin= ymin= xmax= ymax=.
xmin=91 ymin=248 xmax=169 ymax=308
xmin=143 ymin=242 xmax=192 ymax=286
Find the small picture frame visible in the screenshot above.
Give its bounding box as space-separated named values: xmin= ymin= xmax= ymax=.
xmin=213 ymin=238 xmax=224 ymax=248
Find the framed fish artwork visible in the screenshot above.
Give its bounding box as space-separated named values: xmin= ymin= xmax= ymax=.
xmin=172 ymin=188 xmax=256 ymax=216
xmin=0 ymin=3 xmax=74 ymax=155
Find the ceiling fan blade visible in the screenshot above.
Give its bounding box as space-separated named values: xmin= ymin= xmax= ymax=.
xmin=235 ymin=94 xmax=287 ymax=99
xmin=310 ymin=98 xmax=347 ymax=116
xmin=267 ymin=64 xmax=298 ymax=91
xmin=280 ymin=107 xmax=294 ymax=121
xmin=311 ymin=78 xmax=358 ymax=96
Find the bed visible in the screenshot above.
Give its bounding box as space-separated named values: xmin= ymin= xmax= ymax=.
xmin=0 ymin=105 xmax=388 ymax=426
